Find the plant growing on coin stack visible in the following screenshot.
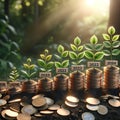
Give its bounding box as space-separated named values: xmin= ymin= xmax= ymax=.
xmin=8 ymin=67 xmax=21 ymax=94
xmin=37 ymin=49 xmax=54 ymax=92
xmin=102 ymin=26 xmax=120 ymax=90
xmin=69 ymin=37 xmax=85 ymax=92
xmin=21 ymin=58 xmax=37 ymax=93
xmin=54 ymin=45 xmax=69 ymax=92
xmin=84 ymin=35 xmax=104 ymax=90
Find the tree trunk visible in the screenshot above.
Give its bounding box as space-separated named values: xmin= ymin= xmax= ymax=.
xmin=108 ymin=0 xmax=120 ymax=34
xmin=4 ymin=0 xmax=9 ymax=16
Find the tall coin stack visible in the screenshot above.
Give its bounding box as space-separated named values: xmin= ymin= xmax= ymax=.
xmin=54 ymin=74 xmax=69 ymax=91
xmin=104 ymin=65 xmax=119 ymax=89
xmin=69 ymin=71 xmax=85 ymax=91
xmin=85 ymin=68 xmax=102 ymax=90
xmin=38 ymin=78 xmax=53 ymax=92
xmin=22 ymin=80 xmax=37 ymax=93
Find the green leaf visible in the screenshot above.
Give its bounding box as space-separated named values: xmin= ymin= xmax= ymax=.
xmin=62 ymin=51 xmax=68 ymax=57
xmin=58 ymin=45 xmax=64 ymax=54
xmin=38 ymin=59 xmax=46 ymax=67
xmin=72 ymin=62 xmax=77 ymax=65
xmin=74 ymin=37 xmax=81 ymax=46
xmin=54 ymin=54 xmax=61 ymax=60
xmin=102 ymin=34 xmax=110 ymax=40
xmin=94 ymin=52 xmax=104 ymax=60
xmin=108 ymin=26 xmax=115 ymax=35
xmin=84 ymin=44 xmax=93 ymax=50
xmin=12 ymin=42 xmax=20 ymax=50
xmin=62 ymin=60 xmax=69 ymax=68
xmin=7 ymin=25 xmax=17 ymax=35
xmin=112 ymin=35 xmax=119 ymax=41
xmin=112 ymin=41 xmax=120 ymax=48
xmin=112 ymin=49 xmax=120 ymax=56
xmin=69 ymin=51 xmax=78 ymax=60
xmin=55 ymin=62 xmax=62 ymax=68
xmin=23 ymin=64 xmax=29 ymax=69
xmin=40 ymin=68 xmax=46 ymax=71
xmin=84 ymin=51 xmax=94 ymax=60
xmin=78 ymin=46 xmax=83 ymax=51
xmin=78 ymin=52 xmax=84 ymax=59
xmin=103 ymin=50 xmax=110 ymax=56
xmin=21 ymin=70 xmax=29 ymax=78
xmin=30 ymin=72 xmax=36 ymax=78
xmin=29 ymin=65 xmax=35 ymax=69
xmin=40 ymin=54 xmax=45 ymax=59
xmin=47 ymin=62 xmax=54 ymax=69
xmin=103 ymin=41 xmax=111 ymax=48
xmin=95 ymin=44 xmax=103 ymax=51
xmin=46 ymin=55 xmax=52 ymax=61
xmin=70 ymin=44 xmax=77 ymax=51
xmin=90 ymin=35 xmax=98 ymax=44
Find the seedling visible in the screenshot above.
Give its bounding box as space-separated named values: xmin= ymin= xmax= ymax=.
xmin=69 ymin=36 xmax=84 ymax=65
xmin=54 ymin=45 xmax=69 ymax=68
xmin=9 ymin=67 xmax=19 ymax=82
xmin=21 ymin=58 xmax=36 ymax=80
xmin=102 ymin=26 xmax=120 ymax=60
xmin=84 ymin=35 xmax=104 ymax=62
xmin=38 ymin=49 xmax=54 ymax=72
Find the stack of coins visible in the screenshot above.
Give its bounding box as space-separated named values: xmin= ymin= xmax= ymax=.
xmin=85 ymin=68 xmax=102 ymax=90
xmin=69 ymin=71 xmax=85 ymax=91
xmin=104 ymin=65 xmax=119 ymax=89
xmin=38 ymin=78 xmax=53 ymax=92
xmin=54 ymin=74 xmax=69 ymax=91
xmin=22 ymin=80 xmax=37 ymax=93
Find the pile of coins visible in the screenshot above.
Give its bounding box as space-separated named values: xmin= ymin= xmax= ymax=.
xmin=104 ymin=65 xmax=120 ymax=89
xmin=85 ymin=68 xmax=102 ymax=90
xmin=69 ymin=71 xmax=85 ymax=91
xmin=54 ymin=74 xmax=69 ymax=91
xmin=38 ymin=78 xmax=53 ymax=92
xmin=22 ymin=80 xmax=37 ymax=93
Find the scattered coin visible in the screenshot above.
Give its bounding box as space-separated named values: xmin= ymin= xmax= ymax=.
xmin=0 ymin=99 xmax=7 ymax=106
xmin=86 ymin=97 xmax=100 ymax=105
xmin=17 ymin=113 xmax=31 ymax=120
xmin=5 ymin=109 xmax=18 ymax=118
xmin=45 ymin=97 xmax=54 ymax=106
xmin=108 ymin=99 xmax=120 ymax=107
xmin=97 ymin=105 xmax=108 ymax=115
xmin=66 ymin=95 xmax=79 ymax=103
xmin=86 ymin=104 xmax=99 ymax=111
xmin=48 ymin=104 xmax=60 ymax=111
xmin=82 ymin=112 xmax=95 ymax=120
xmin=9 ymin=98 xmax=21 ymax=103
xmin=40 ymin=110 xmax=54 ymax=115
xmin=57 ymin=108 xmax=70 ymax=116
xmin=65 ymin=101 xmax=78 ymax=108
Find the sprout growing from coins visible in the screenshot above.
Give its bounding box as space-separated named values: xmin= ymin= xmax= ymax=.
xmin=9 ymin=67 xmax=19 ymax=82
xmin=21 ymin=58 xmax=36 ymax=80
xmin=102 ymin=26 xmax=120 ymax=60
xmin=69 ymin=36 xmax=84 ymax=65
xmin=54 ymin=45 xmax=69 ymax=68
xmin=84 ymin=35 xmax=104 ymax=62
xmin=38 ymin=49 xmax=54 ymax=72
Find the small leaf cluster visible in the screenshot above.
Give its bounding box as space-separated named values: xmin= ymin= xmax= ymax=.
xmin=9 ymin=67 xmax=19 ymax=82
xmin=38 ymin=49 xmax=54 ymax=72
xmin=55 ymin=45 xmax=69 ymax=68
xmin=21 ymin=58 xmax=36 ymax=80
xmin=102 ymin=26 xmax=120 ymax=59
xmin=84 ymin=35 xmax=104 ymax=61
xmin=69 ymin=37 xmax=84 ymax=65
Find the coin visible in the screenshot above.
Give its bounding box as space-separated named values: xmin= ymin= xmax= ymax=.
xmin=21 ymin=105 xmax=37 ymax=115
xmin=86 ymin=97 xmax=100 ymax=105
xmin=108 ymin=99 xmax=120 ymax=107
xmin=86 ymin=104 xmax=99 ymax=111
xmin=40 ymin=110 xmax=54 ymax=115
xmin=32 ymin=94 xmax=44 ymax=100
xmin=45 ymin=97 xmax=54 ymax=106
xmin=17 ymin=113 xmax=31 ymax=120
xmin=5 ymin=109 xmax=18 ymax=118
xmin=82 ymin=112 xmax=95 ymax=120
xmin=57 ymin=108 xmax=70 ymax=116
xmin=66 ymin=95 xmax=79 ymax=103
xmin=48 ymin=104 xmax=60 ymax=111
xmin=97 ymin=105 xmax=108 ymax=115
xmin=0 ymin=99 xmax=7 ymax=106
xmin=9 ymin=98 xmax=21 ymax=103
xmin=65 ymin=101 xmax=78 ymax=108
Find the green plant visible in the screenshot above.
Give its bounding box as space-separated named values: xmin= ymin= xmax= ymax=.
xmin=69 ymin=37 xmax=84 ymax=65
xmin=84 ymin=35 xmax=104 ymax=61
xmin=102 ymin=26 xmax=120 ymax=60
xmin=21 ymin=58 xmax=36 ymax=80
xmin=38 ymin=49 xmax=54 ymax=72
xmin=55 ymin=45 xmax=69 ymax=68
xmin=9 ymin=67 xmax=19 ymax=82
xmin=0 ymin=15 xmax=21 ymax=79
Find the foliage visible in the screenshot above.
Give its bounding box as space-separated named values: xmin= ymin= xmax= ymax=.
xmin=69 ymin=37 xmax=84 ymax=65
xmin=21 ymin=58 xmax=36 ymax=80
xmin=84 ymin=35 xmax=104 ymax=61
xmin=0 ymin=15 xmax=21 ymax=79
xmin=38 ymin=49 xmax=54 ymax=72
xmin=55 ymin=45 xmax=69 ymax=68
xmin=9 ymin=67 xmax=19 ymax=82
xmin=102 ymin=26 xmax=120 ymax=59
